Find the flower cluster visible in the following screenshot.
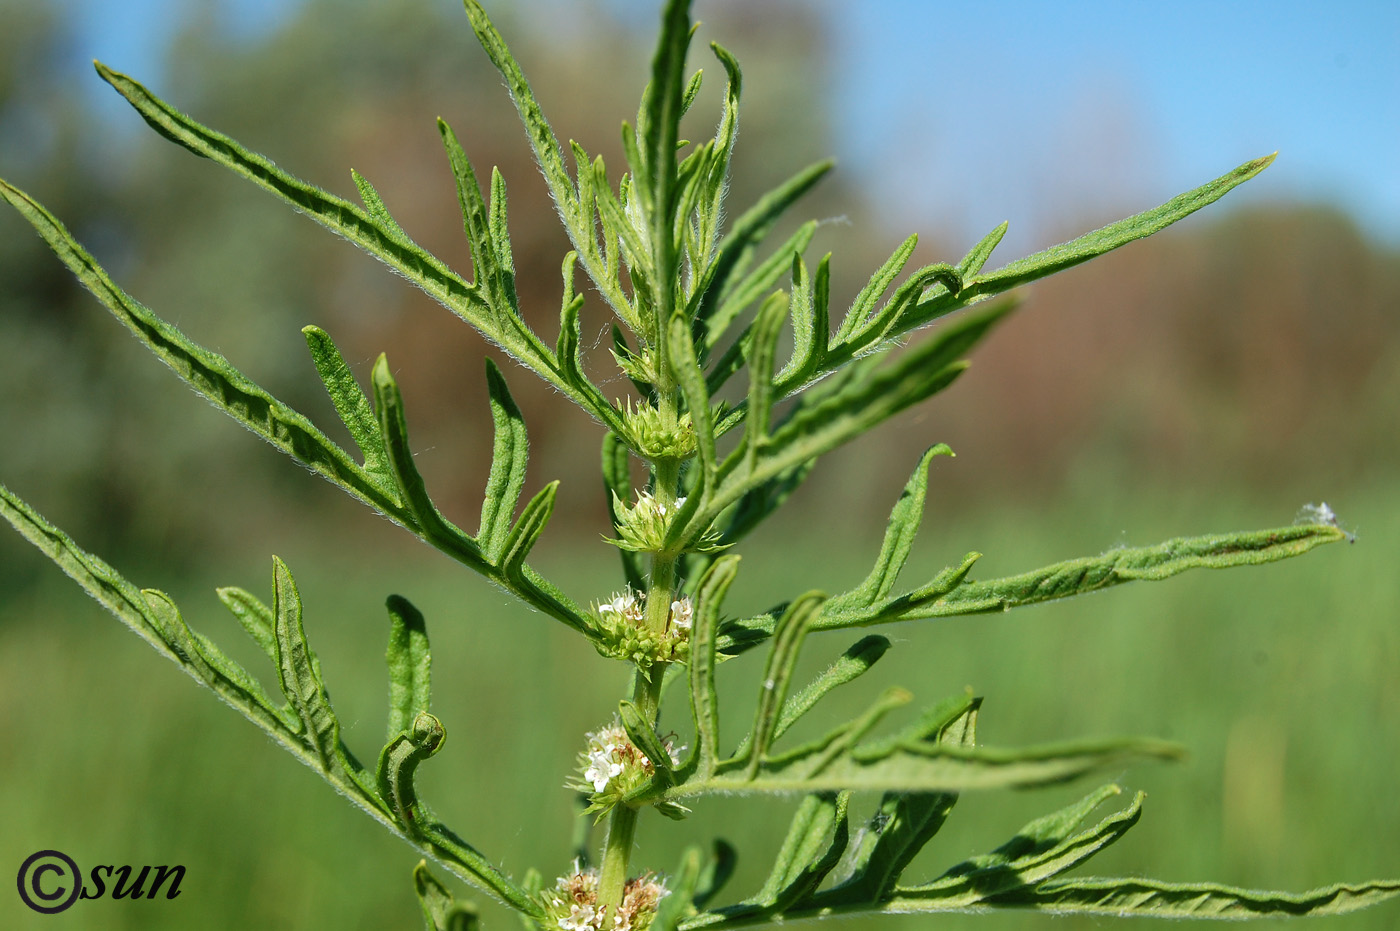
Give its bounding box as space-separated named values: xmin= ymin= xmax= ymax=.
xmin=606 ymin=490 xmax=726 ymax=555
xmin=620 ymin=400 xmax=696 ymax=460
xmin=540 ymin=864 xmax=668 ymax=931
xmin=571 ymin=717 xmax=684 ymax=799
xmin=591 ymin=589 xmax=693 ymax=666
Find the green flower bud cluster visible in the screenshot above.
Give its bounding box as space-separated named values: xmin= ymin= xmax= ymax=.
xmin=605 ymin=490 xmax=726 ymax=554
xmin=622 ymin=401 xmax=696 ymax=460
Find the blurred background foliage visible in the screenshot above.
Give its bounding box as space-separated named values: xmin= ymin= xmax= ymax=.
xmin=0 ymin=0 xmax=1396 ymax=928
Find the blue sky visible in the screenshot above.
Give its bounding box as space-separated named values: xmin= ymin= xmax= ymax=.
xmin=824 ymin=0 xmax=1400 ymax=252
xmin=50 ymin=0 xmax=1400 ymax=252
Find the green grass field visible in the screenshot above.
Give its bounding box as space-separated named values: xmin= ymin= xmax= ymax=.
xmin=2 ymin=478 xmax=1397 ymax=929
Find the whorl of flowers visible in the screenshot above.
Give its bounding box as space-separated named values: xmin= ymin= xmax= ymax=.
xmin=568 ymin=717 xmax=684 ymax=815
xmin=606 ymin=490 xmax=726 ymax=554
xmin=540 ymin=864 xmax=668 ymax=931
xmin=621 ymin=399 xmax=696 ymax=460
xmin=592 ymin=588 xmax=694 ymax=666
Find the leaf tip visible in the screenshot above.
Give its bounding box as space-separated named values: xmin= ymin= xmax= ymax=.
xmin=371 ymin=352 xmax=394 ymax=388
xmin=1238 ymin=152 xmax=1278 ymax=181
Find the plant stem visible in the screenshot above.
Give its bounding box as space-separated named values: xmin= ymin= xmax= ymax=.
xmin=596 ymin=800 xmax=639 ymax=917
xmin=598 ymin=447 xmax=681 ymax=915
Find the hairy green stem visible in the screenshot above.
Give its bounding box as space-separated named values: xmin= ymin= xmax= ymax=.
xmin=597 ymin=803 xmax=640 ymax=916
xmin=599 ymin=438 xmax=681 ymax=915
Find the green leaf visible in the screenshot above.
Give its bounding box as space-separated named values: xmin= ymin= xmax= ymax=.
xmin=750 ymin=792 xmax=850 ymax=912
xmin=742 ymin=291 xmax=792 ymax=470
xmin=704 ymin=221 xmax=816 ymax=354
xmin=439 ymin=118 xmax=511 ymax=314
xmin=970 ymin=154 xmax=1276 ymax=298
xmin=641 ymin=0 xmax=694 ymax=308
xmin=570 ymin=146 xmax=636 ymax=325
xmin=216 ymin=585 xmax=277 ymax=663
xmin=414 ymin=860 xmax=480 ymax=931
xmin=350 ymin=169 xmax=411 ymax=242
xmin=620 ymin=700 xmax=676 ymax=780
xmin=0 ymin=485 xmax=537 ymax=911
xmin=669 ymin=727 xmax=1180 ymax=800
xmin=386 ymin=595 xmax=432 ymax=741
xmin=94 ymin=64 xmax=493 ymax=333
xmin=1 ymin=481 xmax=351 ymax=775
xmin=489 ymin=167 xmax=518 ymax=297
xmin=140 ymin=588 xmax=293 ymax=733
xmin=478 ymin=361 xmax=530 ymax=562
xmin=730 ymin=634 xmax=895 ymax=764
xmin=371 ymin=354 xmax=490 ymax=570
xmin=461 ymin=0 xmax=579 ymax=228
xmin=834 ymin=234 xmax=918 ymax=344
xmin=602 ymin=431 xmax=646 ymax=591
xmin=376 ymin=711 xmax=447 ymax=835
xmin=845 ymin=552 xmax=981 ymax=626
xmin=369 ymin=357 xmax=588 ymax=633
xmin=1 ymin=178 xmax=589 ymax=635
xmin=904 ymin=155 xmax=1277 ymax=333
xmin=553 ymin=290 xmax=616 ymax=420
xmin=592 ymin=155 xmax=652 ymax=302
xmin=921 ymin=522 xmax=1349 ymax=619
xmin=776 ymin=253 xmax=828 ymax=390
xmin=685 ymin=44 xmax=740 ymax=283
xmin=704 ymin=297 xmax=1016 ymax=524
xmin=827 ymin=699 xmax=978 ymax=903
xmin=499 ymin=482 xmax=558 ymax=578
xmin=771 ymin=635 xmax=890 ymax=744
xmin=689 ymin=555 xmax=741 ymax=779
xmin=746 ymin=593 xmax=825 ymax=776
xmin=825 ymin=444 xmax=954 ymax=614
xmin=688 ymin=160 xmax=832 ymax=328
xmin=95 ymin=63 xmax=611 ymax=416
xmin=668 ymin=311 xmax=718 ymax=485
xmin=272 ymin=556 xmax=340 ymax=772
xmin=955 ymin=221 xmax=1008 ymax=278
xmin=844 ymin=261 xmax=962 ymax=351
xmin=724 ymin=522 xmax=1341 ymax=650
xmin=555 ymin=292 xmax=585 ymax=383
xmin=680 ymin=69 xmax=704 ymax=116
xmin=653 ymin=848 xmax=704 ymax=931
xmin=977 ymin=875 xmax=1400 ymax=919
xmin=0 ymin=179 xmax=400 ymax=515
xmin=302 ymin=324 xmax=392 ymax=482
xmin=898 ymin=784 xmax=1139 ymax=904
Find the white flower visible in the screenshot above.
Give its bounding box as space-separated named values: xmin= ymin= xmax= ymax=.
xmin=597 ymin=590 xmax=646 ymax=626
xmin=581 ymin=720 xmax=632 ymax=792
xmin=584 ymin=747 xmax=625 ymax=792
xmin=669 ymin=597 xmax=693 ymax=631
xmin=559 ymin=903 xmax=601 ymax=931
